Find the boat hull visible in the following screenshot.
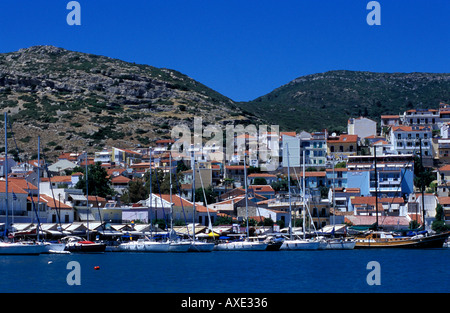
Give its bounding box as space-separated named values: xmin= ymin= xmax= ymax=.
xmin=65 ymin=242 xmax=106 ymax=253
xmin=169 ymin=241 xmax=191 ymax=252
xmin=188 ymin=241 xmax=215 ymax=252
xmin=44 ymin=242 xmax=69 ymax=254
xmin=214 ymin=241 xmax=268 ymax=251
xmin=319 ymin=240 xmax=356 ymax=250
xmin=280 ymin=240 xmax=320 ymax=250
xmin=118 ymin=241 xmax=170 ymax=252
xmin=0 ymin=242 xmax=46 ymax=255
xmin=355 ymin=232 xmax=450 ymax=249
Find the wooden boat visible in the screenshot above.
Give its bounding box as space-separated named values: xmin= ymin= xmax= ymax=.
xmin=354 ymin=231 xmax=450 ymax=249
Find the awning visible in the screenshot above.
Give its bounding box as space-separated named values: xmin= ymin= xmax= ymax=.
xmin=69 ymin=194 xmax=87 ymax=201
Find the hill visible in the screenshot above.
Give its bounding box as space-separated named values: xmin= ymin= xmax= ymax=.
xmin=240 ymin=70 xmax=450 ymax=133
xmin=0 ymin=46 xmax=255 ymax=159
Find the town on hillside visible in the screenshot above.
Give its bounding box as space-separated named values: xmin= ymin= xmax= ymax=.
xmin=1 ymin=102 xmax=450 ymax=239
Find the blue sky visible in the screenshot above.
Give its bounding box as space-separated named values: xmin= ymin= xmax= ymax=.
xmin=0 ymin=0 xmax=449 ymax=101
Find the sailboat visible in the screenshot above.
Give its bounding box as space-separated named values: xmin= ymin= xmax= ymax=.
xmin=214 ymin=152 xmax=268 ymax=251
xmin=167 ymin=152 xmax=190 ymax=252
xmin=187 ymin=149 xmax=215 ymax=252
xmin=354 ymin=144 xmax=450 ymax=248
xmin=118 ymin=147 xmax=170 ymax=252
xmin=317 ymin=156 xmax=355 ymax=250
xmin=280 ymin=144 xmax=320 ymax=250
xmin=64 ymin=152 xmax=106 ymax=253
xmin=0 ymin=113 xmax=46 ymax=255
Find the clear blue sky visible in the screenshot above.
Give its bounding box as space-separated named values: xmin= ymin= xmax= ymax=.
xmin=0 ymin=0 xmax=449 ymax=101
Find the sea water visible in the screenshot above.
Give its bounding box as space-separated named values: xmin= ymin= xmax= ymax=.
xmin=1 ymin=249 xmax=449 ymax=293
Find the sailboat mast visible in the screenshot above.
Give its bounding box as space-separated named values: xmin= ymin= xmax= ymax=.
xmin=85 ymin=152 xmax=89 ymax=240
xmin=302 ymin=150 xmax=306 ymax=240
xmin=374 ymin=146 xmax=379 ymax=230
xmin=4 ymin=113 xmax=8 ymax=239
xmin=243 ymin=152 xmax=249 ymax=239
xmin=169 ymin=152 xmax=173 ymax=232
xmin=36 ymin=136 xmax=41 ymax=242
xmin=286 ymin=143 xmax=292 ymax=240
xmin=149 ymin=147 xmax=153 ymax=238
xmin=191 ymin=145 xmax=196 ymax=242
xmin=419 ymin=138 xmax=426 ymax=230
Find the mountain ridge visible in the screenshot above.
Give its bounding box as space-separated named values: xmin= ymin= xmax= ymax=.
xmin=1 ymin=46 xmax=450 ymax=160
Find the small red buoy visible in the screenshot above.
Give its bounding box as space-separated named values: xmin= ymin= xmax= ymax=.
xmin=94 ymin=266 xmax=100 ymax=270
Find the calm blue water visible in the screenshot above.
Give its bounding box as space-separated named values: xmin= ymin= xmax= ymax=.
xmin=1 ymin=249 xmax=449 ymax=293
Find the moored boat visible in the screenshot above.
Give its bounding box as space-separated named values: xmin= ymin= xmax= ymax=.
xmin=280 ymin=238 xmax=320 ymax=250
xmin=169 ymin=240 xmax=191 ymax=252
xmin=62 ymin=236 xmax=106 ymax=253
xmin=0 ymin=241 xmax=46 ymax=255
xmin=214 ymin=238 xmax=268 ymax=251
xmin=188 ymin=240 xmax=215 ymax=252
xmin=118 ymin=238 xmax=170 ymax=252
xmin=319 ymin=238 xmax=356 ymax=250
xmin=354 ymin=230 xmax=450 ymax=249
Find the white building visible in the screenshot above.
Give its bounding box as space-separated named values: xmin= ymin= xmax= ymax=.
xmin=388 ymin=125 xmax=433 ymax=156
xmin=348 ymin=117 xmax=377 ymax=139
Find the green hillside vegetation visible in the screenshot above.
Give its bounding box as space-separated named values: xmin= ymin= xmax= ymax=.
xmin=241 ymin=70 xmax=450 ymax=133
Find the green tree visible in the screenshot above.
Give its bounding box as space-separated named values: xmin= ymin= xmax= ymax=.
xmin=74 ymin=162 xmax=114 ymax=197
xmin=252 ymin=177 xmax=267 ymax=185
xmin=414 ymin=156 xmax=435 ymax=191
xmin=432 ymin=203 xmax=450 ymax=233
xmin=125 ymin=178 xmax=148 ymax=204
xmin=195 ymin=186 xmax=217 ymax=205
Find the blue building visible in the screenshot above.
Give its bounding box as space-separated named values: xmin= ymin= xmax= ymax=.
xmin=346 ymin=155 xmax=414 ymax=198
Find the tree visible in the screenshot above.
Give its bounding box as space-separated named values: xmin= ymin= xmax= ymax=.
xmin=143 ymin=168 xmax=178 ymax=195
xmin=252 ymin=177 xmax=267 ymax=185
xmin=125 ymin=178 xmax=148 ymax=204
xmin=432 ymin=203 xmax=450 ymax=233
xmin=414 ymin=156 xmax=435 ymax=191
xmin=195 ymin=186 xmax=217 ymax=205
xmin=74 ymin=162 xmax=114 ymax=198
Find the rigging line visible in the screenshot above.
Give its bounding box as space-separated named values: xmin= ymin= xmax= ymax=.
xmin=175 ymin=175 xmax=191 ymax=239
xmin=6 ymin=120 xmax=43 ymax=236
xmin=154 ymin=167 xmax=168 ymax=230
xmin=196 ymin=162 xmax=213 ymax=232
xmin=291 ymin=165 xmax=319 ymax=235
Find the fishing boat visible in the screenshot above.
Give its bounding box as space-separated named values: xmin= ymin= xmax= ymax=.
xmin=214 ymin=153 xmax=267 ymax=251
xmin=280 ymin=144 xmax=319 ymax=251
xmin=62 ymin=236 xmax=106 ymax=253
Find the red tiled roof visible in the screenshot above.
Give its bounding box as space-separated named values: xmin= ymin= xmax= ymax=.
xmin=438 ymin=197 xmax=450 ymax=205
xmin=327 ymin=134 xmax=358 ymax=143
xmin=159 ymin=194 xmax=216 ymax=213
